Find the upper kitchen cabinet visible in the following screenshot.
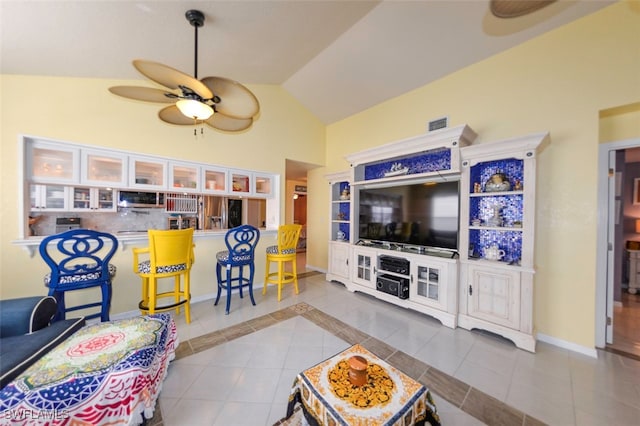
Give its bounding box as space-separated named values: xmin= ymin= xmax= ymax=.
xmin=230 ymin=171 xmax=252 ymax=195
xmin=201 ymin=166 xmax=228 ymax=194
xmin=129 ymin=156 xmax=167 ymax=189
xmin=254 ymin=174 xmax=274 ymax=198
xmin=81 ymin=149 xmax=127 ymax=188
xmin=169 ymin=161 xmax=200 ymax=192
xmin=26 ymin=139 xmax=80 ymax=185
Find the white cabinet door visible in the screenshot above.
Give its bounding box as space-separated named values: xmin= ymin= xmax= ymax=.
xmin=352 ymin=247 xmax=376 ymax=288
xmin=30 ymin=185 xmax=69 ymax=211
xmin=254 ymin=174 xmax=274 ymax=198
xmin=169 ymin=161 xmax=200 ymax=192
xmin=201 ymin=166 xmax=228 ymax=194
xmin=27 ymin=140 xmax=80 ymax=184
xmin=230 ymin=170 xmax=252 ymax=195
xmin=70 ymin=187 xmax=116 ymax=211
xmin=411 ymin=259 xmax=448 ymax=311
xmin=467 ymin=264 xmax=521 ymax=330
xmin=129 ymin=156 xmax=167 ymax=189
xmin=81 ymin=149 xmax=127 ymax=187
xmin=329 ymin=242 xmax=351 ymax=280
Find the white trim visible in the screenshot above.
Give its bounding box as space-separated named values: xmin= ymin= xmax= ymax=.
xmin=537 ymin=333 xmax=598 ymax=358
xmin=596 ymin=138 xmax=640 ymax=348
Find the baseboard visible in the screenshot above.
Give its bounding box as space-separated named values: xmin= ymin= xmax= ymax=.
xmin=537 ymin=333 xmax=598 ymax=358
xmin=305 ymin=265 xmax=327 ymax=273
xmin=110 ymin=273 xmax=332 ymax=321
xmin=614 ymin=301 xmax=623 ymax=308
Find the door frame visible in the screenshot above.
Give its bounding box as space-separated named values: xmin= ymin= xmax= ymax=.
xmin=596 ymin=138 xmax=640 ymax=347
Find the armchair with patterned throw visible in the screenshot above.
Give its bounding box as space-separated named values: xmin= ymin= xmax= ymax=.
xmin=0 ymin=296 xmax=85 ymax=389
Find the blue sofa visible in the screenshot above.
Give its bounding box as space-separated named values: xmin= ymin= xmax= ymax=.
xmin=0 ymin=296 xmax=85 ymax=388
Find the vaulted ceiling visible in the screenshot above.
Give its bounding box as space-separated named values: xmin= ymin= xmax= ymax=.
xmin=1 ymin=1 xmax=613 ymax=125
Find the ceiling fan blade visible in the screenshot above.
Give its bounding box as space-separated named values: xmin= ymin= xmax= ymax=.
xmin=158 ymin=105 xmax=197 ymax=126
xmin=201 ymin=77 xmax=260 ymax=120
xmin=206 ymin=112 xmax=253 ymax=132
xmin=133 ymin=59 xmax=213 ymax=100
xmin=490 ymin=0 xmax=556 ymax=18
xmin=108 ymin=86 xmax=176 ymax=103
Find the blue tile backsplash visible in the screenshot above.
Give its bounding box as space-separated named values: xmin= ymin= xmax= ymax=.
xmin=469 ymin=158 xmax=524 ymax=193
xmin=469 ymin=229 xmax=523 ymax=264
xmin=470 ymin=194 xmax=523 ymax=227
xmin=364 ymin=148 xmax=451 ymax=180
xmin=468 ymin=158 xmax=525 ymax=264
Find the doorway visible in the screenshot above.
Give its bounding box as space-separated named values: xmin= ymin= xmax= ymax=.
xmin=285 ymin=159 xmax=321 ymax=273
xmin=597 ymin=138 xmax=640 ymax=359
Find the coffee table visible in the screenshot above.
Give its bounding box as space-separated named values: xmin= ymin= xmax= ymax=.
xmin=0 ymin=313 xmax=177 ymax=425
xmin=286 ymin=344 xmax=440 ymax=426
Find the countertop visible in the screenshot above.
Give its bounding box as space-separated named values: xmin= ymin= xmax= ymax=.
xmin=12 ymin=228 xmax=276 ymax=257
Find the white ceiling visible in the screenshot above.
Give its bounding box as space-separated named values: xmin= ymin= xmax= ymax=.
xmin=1 ymin=0 xmax=613 ymax=125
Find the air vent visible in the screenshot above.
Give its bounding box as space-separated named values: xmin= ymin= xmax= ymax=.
xmin=428 ymin=116 xmax=448 ymax=132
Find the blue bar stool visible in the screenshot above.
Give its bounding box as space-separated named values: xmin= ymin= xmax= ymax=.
xmin=215 ymin=225 xmax=260 ymax=314
xmin=39 ymin=229 xmax=118 ymax=322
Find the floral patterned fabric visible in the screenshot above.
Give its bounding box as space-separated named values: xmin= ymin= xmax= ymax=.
xmin=286 ymin=344 xmax=440 ymax=426
xmin=215 ymin=250 xmax=253 ymax=263
xmin=266 ymin=245 xmax=296 ymax=255
xmin=137 ymin=260 xmax=187 ymax=274
xmin=0 ymin=313 xmax=177 ymax=425
xmin=43 ymin=263 xmax=117 ymax=286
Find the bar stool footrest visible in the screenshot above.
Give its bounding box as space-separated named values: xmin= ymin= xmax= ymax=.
xmin=139 ymin=297 xmax=189 ymax=313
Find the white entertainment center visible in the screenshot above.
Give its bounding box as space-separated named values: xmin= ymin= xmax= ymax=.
xmin=326 ymin=125 xmax=549 ymax=352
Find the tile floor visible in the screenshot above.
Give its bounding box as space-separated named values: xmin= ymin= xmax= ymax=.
xmin=608 ymin=292 xmax=640 ymax=360
xmin=153 ymin=271 xmax=640 ymax=426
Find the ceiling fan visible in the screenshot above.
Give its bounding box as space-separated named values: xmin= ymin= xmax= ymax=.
xmin=109 ymin=10 xmax=259 ymax=132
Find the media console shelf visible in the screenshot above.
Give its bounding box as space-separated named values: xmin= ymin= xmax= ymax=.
xmin=325 ymin=125 xmax=476 ymax=328
xmin=348 ymin=244 xmax=459 ymax=328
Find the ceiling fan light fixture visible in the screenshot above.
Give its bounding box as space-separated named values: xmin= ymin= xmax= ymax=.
xmin=176 ymin=99 xmax=214 ymax=120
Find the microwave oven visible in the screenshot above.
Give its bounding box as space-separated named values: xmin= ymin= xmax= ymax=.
xmin=117 ymin=191 xmax=165 ymax=208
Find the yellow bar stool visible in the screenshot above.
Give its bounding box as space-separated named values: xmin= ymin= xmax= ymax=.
xmin=133 ymin=228 xmax=195 ymax=323
xmin=263 ymin=224 xmax=302 ymax=301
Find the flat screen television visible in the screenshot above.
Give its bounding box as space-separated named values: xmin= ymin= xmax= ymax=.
xmin=357 ymin=180 xmax=459 ymax=250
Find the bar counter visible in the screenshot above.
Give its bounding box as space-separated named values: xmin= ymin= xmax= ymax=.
xmin=12 ymin=227 xmax=276 ymax=257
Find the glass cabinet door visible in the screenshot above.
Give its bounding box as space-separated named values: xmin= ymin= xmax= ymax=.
xmin=82 ymin=150 xmax=127 ymax=187
xmin=130 ymin=156 xmax=166 ymax=188
xmin=254 ymin=175 xmax=272 ymax=197
xmin=170 ymin=162 xmax=200 ymax=192
xmin=71 ymin=187 xmax=116 ymax=211
xmin=28 ymin=141 xmax=79 ymax=184
xmin=357 ymin=254 xmax=371 ymax=281
xmin=417 ymin=265 xmax=440 ymax=301
xmin=231 ymin=172 xmax=251 ymax=194
xmin=352 ymin=248 xmax=375 ymax=288
xmin=202 ymin=167 xmax=227 ymax=193
xmin=72 ymin=187 xmax=92 ymax=210
xmin=30 ymin=185 xmax=68 ymax=211
xmin=95 ymin=188 xmax=115 ymax=211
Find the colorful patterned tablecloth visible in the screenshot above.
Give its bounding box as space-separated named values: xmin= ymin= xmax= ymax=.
xmin=286 ymin=344 xmax=440 ymax=426
xmin=0 ymin=313 xmax=177 ymax=425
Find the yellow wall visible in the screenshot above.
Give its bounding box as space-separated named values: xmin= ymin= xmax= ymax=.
xmin=308 ymin=2 xmax=640 ymax=349
xmin=599 ymin=102 xmax=640 ymax=142
xmin=0 ymin=75 xmax=325 ymax=314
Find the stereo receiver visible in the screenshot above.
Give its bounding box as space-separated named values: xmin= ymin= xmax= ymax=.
xmin=379 ymin=255 xmax=410 ymax=275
